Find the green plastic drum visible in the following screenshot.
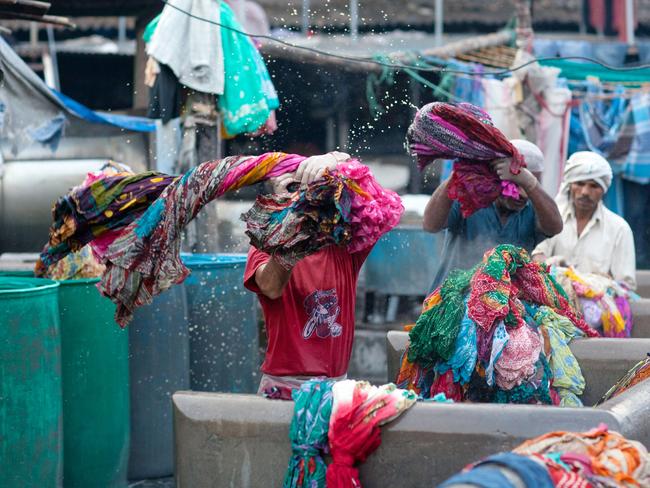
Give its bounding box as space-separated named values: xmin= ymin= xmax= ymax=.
xmin=58 ymin=278 xmax=129 ymax=488
xmin=0 ymin=277 xmax=63 ymax=487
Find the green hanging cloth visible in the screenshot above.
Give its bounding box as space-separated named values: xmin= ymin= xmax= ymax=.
xmin=283 ymin=379 xmax=334 ymax=488
xmin=218 ymin=2 xmax=276 ymax=136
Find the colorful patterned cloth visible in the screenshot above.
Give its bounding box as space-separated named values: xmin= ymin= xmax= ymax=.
xmin=434 ymin=300 xmax=478 ymax=385
xmin=36 ymin=171 xmax=176 ymax=272
xmin=513 ymin=424 xmax=650 ymax=486
xmin=397 ymin=245 xmax=597 ymax=406
xmin=554 ymin=266 xmax=636 ymax=338
xmin=37 ymin=153 xmax=402 ymax=326
xmin=535 ymin=306 xmax=586 ymax=407
xmin=405 ymin=102 xmax=525 ymax=217
xmin=326 ymin=381 xmax=416 ymax=488
xmin=283 ymin=379 xmax=334 ymax=488
xmin=45 ymin=245 xmax=105 ymax=280
xmin=443 ymin=425 xmax=650 ymax=487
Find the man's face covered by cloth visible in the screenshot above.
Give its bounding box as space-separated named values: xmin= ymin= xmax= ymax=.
xmin=570 ymin=179 xmax=604 ymax=214
xmin=495 ymin=139 xmax=544 ymax=213
xmin=495 ymin=170 xmax=542 ymax=212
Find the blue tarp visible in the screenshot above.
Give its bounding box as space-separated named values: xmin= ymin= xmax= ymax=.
xmin=53 ymin=90 xmax=156 ymax=133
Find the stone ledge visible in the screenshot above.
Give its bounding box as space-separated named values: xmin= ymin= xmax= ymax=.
xmin=173 ymin=333 xmax=650 ymax=487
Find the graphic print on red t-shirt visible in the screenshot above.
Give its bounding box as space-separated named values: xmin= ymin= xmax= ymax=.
xmin=302 ymin=289 xmax=342 ymax=339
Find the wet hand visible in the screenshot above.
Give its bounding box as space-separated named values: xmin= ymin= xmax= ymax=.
xmin=490 ymin=159 xmax=537 ymax=191
xmin=295 ymin=151 xmax=350 ymax=186
xmin=268 ymin=173 xmax=295 ymax=196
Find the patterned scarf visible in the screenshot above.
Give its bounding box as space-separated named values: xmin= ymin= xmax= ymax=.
xmin=406 ymin=102 xmax=526 ymax=217
xmin=37 ymin=153 xmax=402 ymax=326
xmin=283 ymin=379 xmax=334 ymax=488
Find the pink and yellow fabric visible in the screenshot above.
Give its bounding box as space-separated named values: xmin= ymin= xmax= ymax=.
xmin=326 ymin=380 xmax=416 ymax=488
xmin=556 ymin=266 xmax=634 ymax=338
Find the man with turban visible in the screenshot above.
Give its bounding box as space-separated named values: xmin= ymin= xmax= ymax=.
xmin=424 ymin=139 xmax=563 ymax=289
xmin=532 ymin=151 xmax=636 ymax=289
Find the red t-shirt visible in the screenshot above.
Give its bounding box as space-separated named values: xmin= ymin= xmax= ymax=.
xmin=244 ymin=245 xmax=370 ymax=377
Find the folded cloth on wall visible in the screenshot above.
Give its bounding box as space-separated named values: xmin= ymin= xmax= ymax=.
xmin=397 ymin=245 xmax=597 ymax=406
xmin=326 ymin=380 xmax=416 ymax=488
xmin=37 ymin=153 xmax=402 ymax=326
xmin=283 ymin=379 xmax=415 ymax=488
xmin=283 ymin=379 xmax=333 ymax=488
xmin=405 ymin=102 xmax=526 ymax=217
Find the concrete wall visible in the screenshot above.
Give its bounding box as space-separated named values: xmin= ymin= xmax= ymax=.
xmin=632 ymin=299 xmax=650 ymax=339
xmin=638 ymin=270 xmax=650 ymax=298
xmin=173 ymin=336 xmax=650 ymax=487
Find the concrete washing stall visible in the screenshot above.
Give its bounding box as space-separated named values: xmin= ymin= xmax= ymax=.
xmin=637 ymin=269 xmax=650 ymax=299
xmin=173 ymin=334 xmax=650 ymax=488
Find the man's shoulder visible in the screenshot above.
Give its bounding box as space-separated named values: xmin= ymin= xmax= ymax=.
xmin=601 ymin=205 xmax=633 ymax=232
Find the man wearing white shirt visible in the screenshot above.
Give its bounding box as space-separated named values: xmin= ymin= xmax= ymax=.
xmin=532 ymin=151 xmax=636 ymax=289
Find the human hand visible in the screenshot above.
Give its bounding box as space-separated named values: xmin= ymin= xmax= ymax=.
xmin=268 ymin=172 xmax=295 ymax=196
xmin=295 ymin=151 xmax=350 ymax=186
xmin=490 ymin=159 xmax=538 ymax=191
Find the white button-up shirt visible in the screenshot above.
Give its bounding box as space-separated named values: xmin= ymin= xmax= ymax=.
xmin=532 ymin=202 xmax=637 ymax=289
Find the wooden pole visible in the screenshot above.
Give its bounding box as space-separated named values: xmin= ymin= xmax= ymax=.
xmin=0 ymin=12 xmax=75 ymax=28
xmin=514 ymin=0 xmax=534 ymax=53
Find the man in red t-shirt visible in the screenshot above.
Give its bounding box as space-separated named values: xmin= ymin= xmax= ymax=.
xmin=244 ymin=151 xmax=373 ymax=399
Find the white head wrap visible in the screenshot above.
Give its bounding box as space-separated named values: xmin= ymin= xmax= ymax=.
xmin=510 ymin=139 xmax=545 ymax=173
xmin=556 ymin=151 xmax=612 ymax=212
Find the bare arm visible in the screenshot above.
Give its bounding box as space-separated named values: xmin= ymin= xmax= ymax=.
xmin=423 ymin=178 xmax=453 ymax=233
xmin=525 ymin=179 xmax=563 ymax=236
xmin=254 ymin=258 xmax=293 ymax=300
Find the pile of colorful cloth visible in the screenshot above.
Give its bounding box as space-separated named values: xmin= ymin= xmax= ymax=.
xmin=284 ymin=379 xmax=416 ymax=488
xmin=36 ymin=153 xmax=402 ymax=326
xmin=406 ymin=102 xmax=526 ymax=217
xmin=440 ymin=424 xmax=650 ymax=487
xmin=397 ymin=245 xmax=599 ymax=407
xmin=553 ymin=266 xmax=638 ymax=338
xmin=597 ymin=354 xmax=650 ymax=405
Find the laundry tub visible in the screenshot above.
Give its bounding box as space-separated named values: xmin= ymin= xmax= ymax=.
xmin=0 ymin=277 xmax=63 ymax=487
xmin=364 ymin=226 xmax=441 ymax=322
xmin=57 ymin=278 xmax=129 ymax=488
xmin=365 ymin=226 xmax=441 ymax=297
xmin=128 ymin=285 xmax=190 ymax=480
xmin=171 ymin=335 xmax=650 ymax=488
xmin=182 ymin=254 xmax=259 ymax=393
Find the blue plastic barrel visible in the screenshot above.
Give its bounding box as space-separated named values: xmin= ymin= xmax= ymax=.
xmin=365 ymin=226 xmax=441 ymax=296
xmin=128 ymin=285 xmax=190 ymax=480
xmin=182 ymin=254 xmax=259 ymax=393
